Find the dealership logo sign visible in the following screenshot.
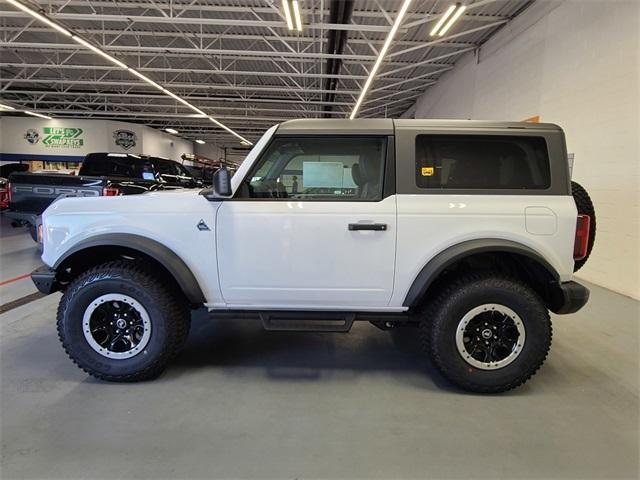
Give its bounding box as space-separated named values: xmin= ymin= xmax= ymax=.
xmin=24 ymin=128 xmax=40 ymax=144
xmin=113 ymin=129 xmax=137 ymax=150
xmin=42 ymin=127 xmax=84 ymax=148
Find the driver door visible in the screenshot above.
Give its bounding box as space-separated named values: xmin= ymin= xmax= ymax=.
xmin=216 ymin=135 xmax=397 ymax=309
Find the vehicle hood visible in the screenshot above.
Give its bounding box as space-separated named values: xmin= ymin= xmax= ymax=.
xmin=43 ymin=188 xmax=206 ymax=217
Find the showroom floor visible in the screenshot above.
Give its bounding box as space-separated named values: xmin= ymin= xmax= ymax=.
xmin=1 ymin=216 xmax=638 ymax=479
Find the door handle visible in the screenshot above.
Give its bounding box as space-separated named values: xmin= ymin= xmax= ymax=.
xmin=348 ymin=223 xmax=387 ymax=231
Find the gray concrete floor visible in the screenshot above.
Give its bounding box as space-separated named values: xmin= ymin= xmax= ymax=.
xmin=1 ymin=214 xmax=638 ymax=479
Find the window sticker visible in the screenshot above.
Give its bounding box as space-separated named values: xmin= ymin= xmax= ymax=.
xmin=421 ymin=167 xmax=434 ymax=176
xmin=142 ymin=172 xmax=155 ymax=180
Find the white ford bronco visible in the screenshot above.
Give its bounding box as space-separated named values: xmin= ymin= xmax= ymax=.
xmin=32 ymin=119 xmax=594 ymax=393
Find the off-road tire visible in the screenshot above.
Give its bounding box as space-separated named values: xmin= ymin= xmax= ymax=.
xmin=57 ymin=260 xmax=190 ymax=382
xmin=571 ymin=181 xmax=596 ymax=272
xmin=419 ymin=274 xmax=552 ymax=393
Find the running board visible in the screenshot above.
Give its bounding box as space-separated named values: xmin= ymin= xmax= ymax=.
xmin=259 ymin=312 xmax=356 ymax=332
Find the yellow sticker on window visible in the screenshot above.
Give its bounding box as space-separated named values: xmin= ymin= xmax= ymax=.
xmin=421 ymin=167 xmax=434 ymax=176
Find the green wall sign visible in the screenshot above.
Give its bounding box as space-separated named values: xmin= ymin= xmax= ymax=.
xmin=42 ymin=127 xmax=84 ymax=148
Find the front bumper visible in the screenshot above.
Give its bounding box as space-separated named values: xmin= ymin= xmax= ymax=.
xmin=552 ymin=280 xmax=590 ymax=314
xmin=31 ymin=265 xmax=60 ymax=295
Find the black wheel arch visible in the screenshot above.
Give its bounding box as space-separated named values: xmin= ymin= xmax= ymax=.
xmin=53 ymin=233 xmax=206 ymax=305
xmin=404 ymin=239 xmax=563 ymax=311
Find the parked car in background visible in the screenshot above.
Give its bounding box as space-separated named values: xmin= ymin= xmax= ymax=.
xmin=5 ymin=152 xmax=202 ymax=241
xmin=0 ymin=177 xmax=9 ymax=210
xmin=0 ymin=162 xmax=29 ymax=178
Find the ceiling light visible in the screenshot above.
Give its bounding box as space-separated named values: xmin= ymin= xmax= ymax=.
xmin=72 ymin=36 xmax=128 ymax=69
xmin=5 ymin=0 xmax=72 ymax=37
xmin=0 ymin=103 xmax=16 ymax=110
xmin=128 ymin=68 xmax=165 ymax=91
xmin=291 ymin=1 xmax=303 ymax=31
xmin=430 ymin=5 xmax=457 ymax=36
xmin=165 ymin=128 xmax=179 ymax=135
xmin=209 ymin=117 xmax=253 ymax=146
xmin=349 ymin=0 xmax=413 ymax=120
xmin=195 ymin=139 xmax=206 ymax=145
xmin=282 ymin=1 xmax=294 ymax=30
xmin=25 ymin=110 xmax=52 ymax=120
xmin=438 ymin=5 xmax=466 ymax=36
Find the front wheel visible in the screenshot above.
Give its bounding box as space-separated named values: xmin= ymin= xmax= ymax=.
xmin=420 ymin=274 xmax=552 ymax=393
xmin=57 ymin=261 xmax=190 ymax=382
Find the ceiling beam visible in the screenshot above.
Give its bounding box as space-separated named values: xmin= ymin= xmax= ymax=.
xmin=2 ymin=78 xmax=372 ymax=96
xmin=0 ymin=26 xmax=478 ymax=49
xmin=0 ymin=10 xmax=397 ymax=33
xmin=1 ymin=90 xmax=355 ymax=106
xmin=0 ymin=62 xmax=390 ymax=81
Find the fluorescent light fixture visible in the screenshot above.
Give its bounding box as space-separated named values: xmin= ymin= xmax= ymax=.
xmin=195 ymin=139 xmax=206 ymax=145
xmin=165 ymin=128 xmax=179 ymax=135
xmin=282 ymin=0 xmax=294 ymax=30
xmin=0 ymin=103 xmax=16 ymax=110
xmin=209 ymin=117 xmax=253 ymax=145
xmin=25 ymin=110 xmax=52 ymax=120
xmin=430 ymin=5 xmax=457 ymax=36
xmin=127 ymin=68 xmax=165 ymax=91
xmin=72 ymin=35 xmax=128 ymax=69
xmin=438 ymin=5 xmax=466 ymax=36
xmin=292 ymin=1 xmax=303 ymax=31
xmin=5 ymin=0 xmax=72 ymax=37
xmin=349 ymin=0 xmax=413 ymax=120
xmin=240 ymin=140 xmax=252 ymax=146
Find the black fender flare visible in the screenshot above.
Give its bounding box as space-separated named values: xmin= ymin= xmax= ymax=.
xmin=403 ymin=239 xmax=560 ymax=307
xmin=54 ymin=233 xmax=206 ymax=304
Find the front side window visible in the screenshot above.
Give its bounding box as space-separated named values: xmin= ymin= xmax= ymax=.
xmin=239 ymin=136 xmax=387 ymax=200
xmin=415 ymin=135 xmax=551 ymax=190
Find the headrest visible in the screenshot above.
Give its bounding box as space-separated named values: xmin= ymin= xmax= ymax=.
xmin=359 ymin=154 xmax=381 ymax=183
xmin=351 ymin=163 xmax=365 ymax=187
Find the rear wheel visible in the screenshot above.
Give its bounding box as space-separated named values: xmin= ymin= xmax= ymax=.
xmin=420 ymin=274 xmax=551 ymax=393
xmin=57 ymin=261 xmax=190 ymax=381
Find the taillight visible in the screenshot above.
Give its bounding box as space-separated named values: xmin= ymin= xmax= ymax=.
xmin=574 ymin=214 xmax=591 ymax=261
xmin=37 ymin=224 xmax=43 ymax=244
xmin=102 ymin=187 xmax=120 ymax=196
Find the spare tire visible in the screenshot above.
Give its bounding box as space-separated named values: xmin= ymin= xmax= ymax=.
xmin=571 ymin=181 xmax=596 ymax=272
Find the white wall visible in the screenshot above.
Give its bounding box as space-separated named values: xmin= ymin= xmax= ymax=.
xmin=0 ymin=117 xmax=193 ymax=161
xmin=140 ymin=125 xmax=194 ymax=160
xmin=410 ymin=0 xmax=640 ymax=299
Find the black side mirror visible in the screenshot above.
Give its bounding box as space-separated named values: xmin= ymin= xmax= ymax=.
xmin=213 ymin=167 xmax=232 ymax=197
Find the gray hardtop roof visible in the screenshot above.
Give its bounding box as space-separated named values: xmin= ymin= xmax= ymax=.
xmin=276 ymin=118 xmax=562 ymax=135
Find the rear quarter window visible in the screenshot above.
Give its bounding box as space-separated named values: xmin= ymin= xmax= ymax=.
xmin=415 ymin=135 xmax=551 ymax=190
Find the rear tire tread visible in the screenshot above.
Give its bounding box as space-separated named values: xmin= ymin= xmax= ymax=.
xmin=419 ymin=272 xmax=552 ymax=393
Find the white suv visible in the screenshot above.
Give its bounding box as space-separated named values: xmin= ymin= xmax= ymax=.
xmin=32 ymin=119 xmax=593 ymax=393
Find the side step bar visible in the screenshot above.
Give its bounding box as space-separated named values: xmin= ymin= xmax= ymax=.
xmin=259 ymin=312 xmax=356 ymax=332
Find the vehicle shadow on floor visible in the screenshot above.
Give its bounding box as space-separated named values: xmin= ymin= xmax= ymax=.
xmin=167 ymin=309 xmax=459 ymax=392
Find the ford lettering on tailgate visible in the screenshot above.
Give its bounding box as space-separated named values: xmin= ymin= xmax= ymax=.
xmin=13 ymin=185 xmax=100 ymax=197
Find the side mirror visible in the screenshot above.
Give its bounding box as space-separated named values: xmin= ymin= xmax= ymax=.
xmin=213 ymin=167 xmax=232 ymax=197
